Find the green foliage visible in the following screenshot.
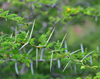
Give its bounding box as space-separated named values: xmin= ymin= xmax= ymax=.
xmin=54 ymin=40 xmax=60 ymax=50
xmin=0 ymin=9 xmax=3 ymax=12
xmin=81 ymin=65 xmax=85 ymax=69
xmin=0 ymin=0 xmax=100 ymax=79
xmin=37 ymin=0 xmax=57 ymax=5
xmin=17 ymin=31 xmax=28 ymax=43
xmin=0 ymin=9 xmax=23 ymax=22
xmin=94 ymin=72 xmax=100 ymax=78
xmin=46 ymin=42 xmax=55 ymax=48
xmin=38 ymin=34 xmax=47 ymax=46
xmin=62 ymin=6 xmax=98 ymax=23
xmin=22 ymin=59 xmax=31 ymax=67
xmin=12 ymin=43 xmax=21 ymax=49
xmin=0 ymin=10 xmax=9 ymax=17
xmin=61 ymin=58 xmax=70 ymax=62
xmin=30 ymin=38 xmax=35 ymax=45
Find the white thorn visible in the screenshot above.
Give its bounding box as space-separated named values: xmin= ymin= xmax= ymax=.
xmin=51 ymin=3 xmax=56 ymax=7
xmin=10 ymin=33 xmax=13 ymax=38
xmin=36 ymin=48 xmax=38 ymax=68
xmin=90 ymin=56 xmax=93 ymax=65
xmin=15 ymin=62 xmax=19 ymax=75
xmin=25 ymin=30 xmax=29 ymax=39
xmin=62 ymin=61 xmax=71 ymax=72
xmin=19 ymin=20 xmax=35 ymax=51
xmin=46 ymin=27 xmax=55 ymax=44
xmin=70 ymin=49 xmax=81 ymax=55
xmin=28 ymin=20 xmax=35 ymax=42
xmin=31 ymin=61 xmax=34 ymax=75
xmin=74 ymin=63 xmax=76 ymax=72
xmin=65 ymin=41 xmax=68 ymax=53
xmin=27 ymin=48 xmax=33 ymax=55
xmin=58 ymin=59 xmax=60 ymax=68
xmin=97 ymin=46 xmax=99 ymax=52
xmin=40 ymin=48 xmax=44 ymax=60
xmin=15 ymin=26 xmax=17 ymax=42
xmin=60 ymin=34 xmax=67 ymax=49
xmin=19 ymin=42 xmax=28 ymax=51
xmin=81 ymin=43 xmax=84 ymax=53
xmin=95 ymin=16 xmax=97 ymax=22
xmin=50 ymin=52 xmax=53 ymax=72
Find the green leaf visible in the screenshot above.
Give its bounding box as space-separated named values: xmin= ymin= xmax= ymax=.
xmin=1 ymin=42 xmax=10 ymax=47
xmin=60 ymin=48 xmax=67 ymax=52
xmin=12 ymin=17 xmax=23 ymax=21
xmin=93 ymin=76 xmax=100 ymax=79
xmin=30 ymin=38 xmax=35 ymax=45
xmin=0 ymin=9 xmax=3 ymax=12
xmin=26 ymin=63 xmax=30 ymax=67
xmin=10 ymin=49 xmax=19 ymax=54
xmin=22 ymin=59 xmax=31 ymax=67
xmin=38 ymin=34 xmax=47 ymax=45
xmin=46 ymin=42 xmax=55 ymax=48
xmin=76 ymin=77 xmax=82 ymax=79
xmin=6 ymin=14 xmax=17 ymax=19
xmin=81 ymin=66 xmax=85 ymax=69
xmin=17 ymin=31 xmax=27 ymax=42
xmin=54 ymin=40 xmax=60 ymax=50
xmin=0 ymin=11 xmax=9 ymax=17
xmin=0 ymin=61 xmax=3 ymax=64
xmin=12 ymin=43 xmax=21 ymax=49
xmin=96 ymin=72 xmax=100 ymax=76
xmin=61 ymin=58 xmax=70 ymax=62
xmin=12 ymin=54 xmax=22 ymax=60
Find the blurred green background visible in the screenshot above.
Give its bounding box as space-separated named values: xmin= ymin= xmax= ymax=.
xmin=0 ymin=0 xmax=100 ymax=79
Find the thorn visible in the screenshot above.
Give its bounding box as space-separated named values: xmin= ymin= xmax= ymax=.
xmin=65 ymin=41 xmax=68 ymax=53
xmin=15 ymin=62 xmax=19 ymax=75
